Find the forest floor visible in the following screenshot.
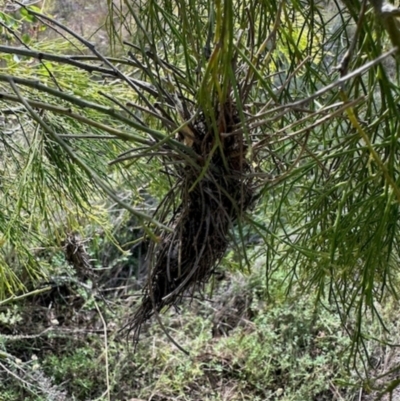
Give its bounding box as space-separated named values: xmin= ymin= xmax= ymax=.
xmin=2 ymin=248 xmax=400 ymax=400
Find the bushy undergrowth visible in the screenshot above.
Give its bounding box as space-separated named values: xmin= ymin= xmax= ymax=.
xmin=1 ymin=230 xmax=398 ymax=401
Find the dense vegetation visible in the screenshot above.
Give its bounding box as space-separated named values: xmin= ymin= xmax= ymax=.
xmin=1 ymin=0 xmax=400 ymax=399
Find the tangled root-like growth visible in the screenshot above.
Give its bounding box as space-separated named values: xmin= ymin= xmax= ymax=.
xmin=63 ymin=233 xmax=97 ymax=282
xmin=131 ymin=100 xmax=255 ymax=336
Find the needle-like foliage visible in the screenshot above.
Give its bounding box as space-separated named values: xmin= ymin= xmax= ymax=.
xmin=1 ymin=0 xmax=400 ymax=364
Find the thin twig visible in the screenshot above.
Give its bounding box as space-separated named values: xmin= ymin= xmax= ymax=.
xmin=0 ymin=286 xmax=52 ymax=307
xmin=0 ymin=362 xmax=38 ymax=392
xmin=0 ymin=91 xmax=153 ymax=145
xmin=234 ymin=47 xmax=397 ymax=136
xmin=94 ymin=301 xmax=111 ymax=401
xmin=7 ymin=77 xmax=172 ymax=233
xmin=335 ymin=0 xmax=368 ymax=76
xmin=0 ymin=45 xmax=158 ymax=96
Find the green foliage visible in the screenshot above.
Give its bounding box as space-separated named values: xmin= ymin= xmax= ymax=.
xmin=0 ymin=0 xmax=397 ymax=312
xmin=217 ymin=299 xmax=350 ymax=399
xmin=2 ymin=0 xmax=400 ymax=397
xmin=97 ymin=0 xmax=400 ymax=344
xmin=43 ymin=346 xmax=102 ymax=399
xmin=0 ymin=304 xmax=23 ymax=327
xmin=1 ymin=237 xmax=400 ymax=400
